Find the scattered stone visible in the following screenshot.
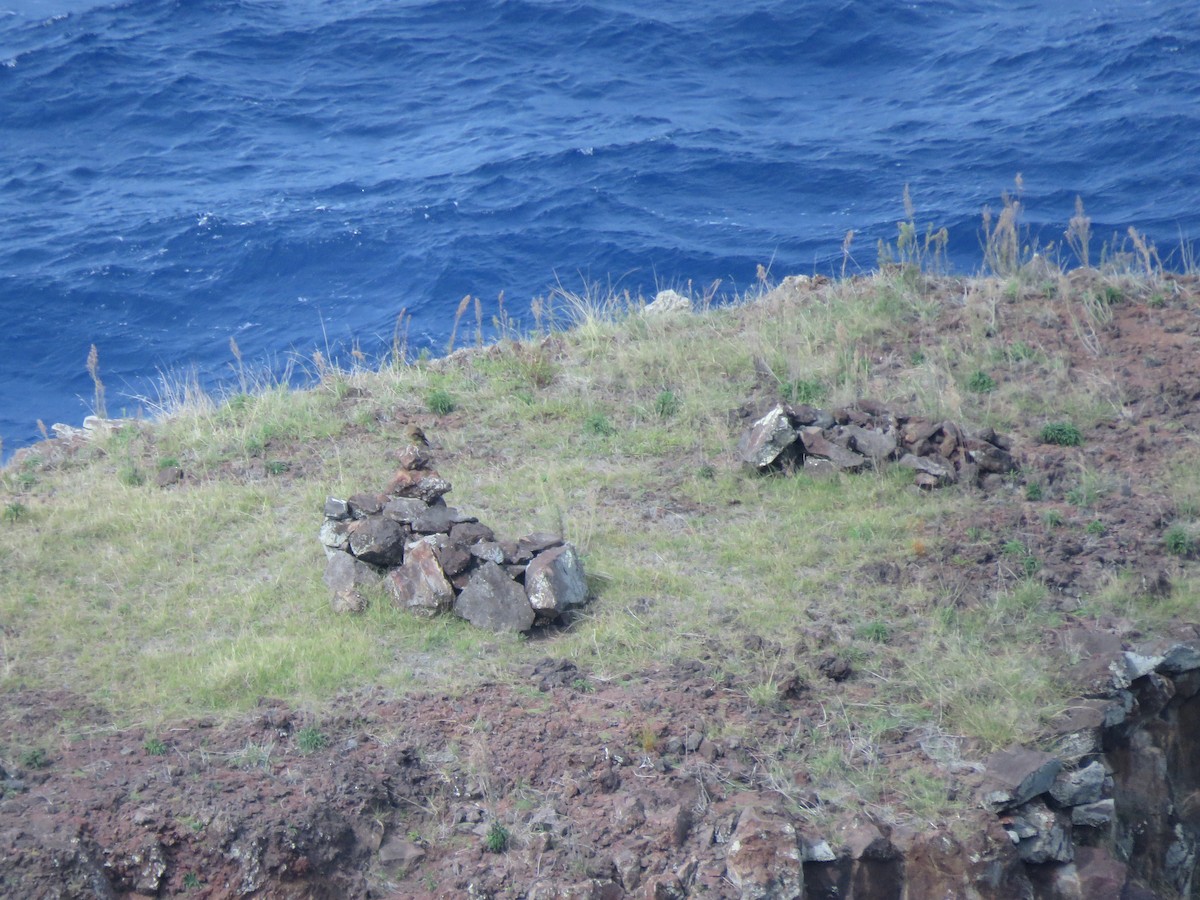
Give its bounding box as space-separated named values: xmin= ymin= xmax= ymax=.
xmin=1157 ymin=642 xmax=1200 ymax=674
xmin=385 ymin=468 xmax=451 ymax=502
xmin=378 ymin=836 xmax=425 ymax=869
xmin=323 ymin=497 xmax=351 ymax=520
xmin=1071 ymin=799 xmax=1115 ymax=828
xmin=395 ymin=443 xmax=432 ymax=472
xmin=330 ymin=589 xmax=369 ymax=615
xmin=1004 ymin=799 xmax=1073 ymax=864
xmin=322 ymin=550 xmax=381 ymax=594
xmin=737 ymin=401 xmax=1016 ymax=488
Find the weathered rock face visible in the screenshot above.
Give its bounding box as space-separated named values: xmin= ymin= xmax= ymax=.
xmin=318 ymin=443 xmax=588 ymax=632
xmin=724 ymin=806 xmax=804 ymax=899
xmin=738 ymin=401 xmax=1016 ymax=490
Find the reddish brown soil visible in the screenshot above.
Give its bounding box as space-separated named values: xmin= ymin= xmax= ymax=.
xmin=3 ymin=277 xmax=1200 ymax=898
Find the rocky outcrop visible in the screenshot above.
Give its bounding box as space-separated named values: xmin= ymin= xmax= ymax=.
xmin=738 ymin=401 xmax=1016 ymax=489
xmin=318 ymin=445 xmax=588 ymax=632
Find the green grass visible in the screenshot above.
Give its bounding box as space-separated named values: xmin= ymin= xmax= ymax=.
xmin=1 ymin=267 xmax=1197 ymax=823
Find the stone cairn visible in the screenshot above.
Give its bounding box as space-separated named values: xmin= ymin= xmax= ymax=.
xmin=737 ymin=399 xmax=1016 ymax=488
xmin=319 ymin=444 xmax=587 ymax=633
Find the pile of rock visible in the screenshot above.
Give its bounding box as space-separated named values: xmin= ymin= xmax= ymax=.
xmin=737 ymin=400 xmax=1016 ymax=489
xmin=319 ymin=444 xmax=587 ymax=633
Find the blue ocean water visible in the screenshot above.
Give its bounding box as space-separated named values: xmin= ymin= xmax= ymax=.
xmin=2 ymin=0 xmax=1198 ymax=456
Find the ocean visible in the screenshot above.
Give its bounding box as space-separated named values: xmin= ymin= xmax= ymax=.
xmin=2 ymin=0 xmax=1198 ymax=456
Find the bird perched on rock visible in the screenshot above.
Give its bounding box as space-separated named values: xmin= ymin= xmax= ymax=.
xmin=405 ymin=424 xmax=428 ymax=447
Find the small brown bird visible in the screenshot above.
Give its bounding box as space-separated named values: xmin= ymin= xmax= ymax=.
xmin=405 ymin=424 xmax=428 ymax=447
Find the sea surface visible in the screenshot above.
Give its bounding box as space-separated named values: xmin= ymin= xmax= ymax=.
xmin=2 ymin=0 xmax=1199 ymax=455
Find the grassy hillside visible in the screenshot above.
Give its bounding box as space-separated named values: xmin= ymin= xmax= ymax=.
xmin=3 ymin=260 xmax=1198 ymax=822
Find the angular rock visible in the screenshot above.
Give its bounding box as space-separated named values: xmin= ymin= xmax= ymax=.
xmin=897 ymin=452 xmax=954 ymax=483
xmin=450 ymin=521 xmax=495 ymax=546
xmin=323 ymin=550 xmax=381 ymax=594
xmin=318 ymin=518 xmax=352 ymax=553
xmin=386 ymin=539 xmax=454 ymax=617
xmin=410 ymin=501 xmax=456 ymax=534
xmin=1113 ymin=650 xmax=1164 ymax=687
xmin=395 ymin=443 xmax=432 ymax=471
xmin=454 ymin=562 xmax=535 ymax=633
xmin=378 ymin=835 xmax=425 ymax=869
xmin=1071 ymin=799 xmax=1115 ymax=828
xmin=348 ymin=516 xmax=408 ymax=567
xmin=724 ymin=806 xmax=803 ymax=900
xmin=526 ymin=544 xmax=588 ymax=620
xmin=519 ymin=532 xmax=563 ymax=557
xmin=1156 ymin=642 xmax=1200 ymax=674
xmin=738 ymin=406 xmax=798 ymax=469
xmin=844 ymin=424 xmax=898 ymax=462
xmin=1005 ymin=799 xmax=1073 ymax=864
xmin=470 ymin=541 xmax=507 ymax=565
xmin=155 ymin=466 xmax=184 ymax=488
xmin=1049 ymin=761 xmax=1107 ymax=807
xmin=982 ymin=746 xmax=1062 ymax=812
xmin=347 ymin=492 xmax=385 ymax=517
xmin=385 ymin=468 xmax=451 ymax=502
xmin=644 ymin=288 xmax=691 ymax=316
xmin=799 ymin=427 xmax=866 ymax=471
xmin=323 ymin=497 xmax=351 ymax=520
xmin=381 ymin=496 xmax=429 ymax=524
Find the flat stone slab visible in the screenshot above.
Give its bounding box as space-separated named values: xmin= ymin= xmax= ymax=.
xmin=982 ymin=747 xmax=1062 ymax=812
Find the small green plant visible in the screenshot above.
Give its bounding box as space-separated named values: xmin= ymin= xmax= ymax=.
xmin=484 ymin=820 xmax=509 ymax=853
xmin=654 ymin=390 xmax=680 ymax=418
xmin=1024 ymin=482 xmax=1043 ymax=501
xmin=1085 ymin=520 xmax=1106 ymax=536
xmin=570 ymin=677 xmax=593 ymax=693
xmin=1164 ymin=525 xmax=1195 ymax=558
xmin=296 ymin=726 xmax=329 ymax=753
xmin=265 ymin=460 xmax=290 ymax=476
xmin=20 ymin=748 xmax=49 ymax=769
xmin=183 ymin=873 xmax=201 ymax=890
xmin=1001 ymin=540 xmax=1040 ymax=575
xmin=157 ymin=456 xmax=180 ymax=470
xmin=118 ymin=462 xmax=145 ymax=487
xmin=857 ymin=620 xmax=891 ymax=643
xmin=1040 ymin=422 xmax=1083 ymax=446
xmin=3 ymin=502 xmax=26 ymax=523
xmin=144 ymin=737 xmax=168 ymax=756
xmin=747 ymin=681 xmax=780 ymax=708
xmin=1043 ymin=510 xmax=1064 ymax=528
xmin=178 ymin=815 xmax=205 ymax=833
xmin=584 ymin=413 xmax=616 ymax=436
xmin=781 ymin=377 xmax=826 ymax=406
xmin=697 ymin=463 xmax=716 ymax=480
xmin=426 ymin=388 xmax=456 ymax=416
xmin=1008 ymin=340 xmax=1036 ymax=362
xmin=966 ymin=371 xmax=996 ymax=393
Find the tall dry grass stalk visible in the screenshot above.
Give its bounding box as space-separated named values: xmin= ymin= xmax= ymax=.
xmin=1066 ymin=196 xmax=1091 ymax=269
xmin=446 ymin=294 xmax=472 ymax=354
xmin=86 ymin=344 xmax=106 ymax=420
xmin=981 ymin=175 xmax=1024 ymax=276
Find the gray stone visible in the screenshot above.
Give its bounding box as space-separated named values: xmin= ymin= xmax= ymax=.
xmin=644 ymin=288 xmax=691 ymax=316
xmin=897 ymin=452 xmax=954 ymax=482
xmin=378 ymin=836 xmax=425 ymax=869
xmin=318 ymin=518 xmax=352 ymax=553
xmin=982 ymin=746 xmax=1062 ymax=812
xmin=386 ymin=539 xmax=454 ymax=617
xmin=323 ymin=496 xmax=351 ymax=520
xmin=725 ymin=806 xmax=804 ymax=899
xmin=323 ymin=550 xmax=381 ymax=594
xmin=1007 ymin=799 xmax=1074 ymax=864
xmin=738 ymin=406 xmax=798 ymax=469
xmin=454 ymin=562 xmax=535 ymax=633
xmin=844 ymin=424 xmax=898 ymax=461
xmin=1071 ymin=799 xmax=1115 ymax=828
xmin=798 ymin=427 xmax=866 ymax=471
xmin=449 ymin=521 xmax=495 ymax=545
xmin=347 ymin=492 xmax=384 ymax=517
xmin=470 ymin=541 xmax=506 ymax=565
xmin=1157 ymin=643 xmax=1200 ymax=674
xmin=1049 ymin=761 xmax=1107 ymax=807
xmin=525 ymin=544 xmax=588 ymax=620
xmin=348 ymin=516 xmax=408 ymax=566
xmin=410 ymin=502 xmax=456 ymax=534
xmin=381 ymin=496 xmax=429 ymax=524
xmin=1113 ymin=651 xmax=1164 ymax=687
